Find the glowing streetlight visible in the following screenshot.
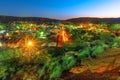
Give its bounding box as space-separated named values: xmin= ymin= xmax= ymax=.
xmin=18 ymin=36 xmax=40 ymax=62
xmin=27 ymin=41 xmax=33 ymax=46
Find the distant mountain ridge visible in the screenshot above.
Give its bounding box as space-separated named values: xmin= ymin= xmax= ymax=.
xmin=66 ymin=17 xmax=120 ymax=23
xmin=0 ymin=15 xmax=60 ymax=23
xmin=0 ymin=15 xmax=120 ymax=23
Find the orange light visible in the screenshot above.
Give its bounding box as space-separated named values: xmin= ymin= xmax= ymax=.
xmin=61 ymin=30 xmax=68 ymax=42
xmin=17 ymin=36 xmax=40 ymax=62
xmin=56 ymin=26 xmax=73 ymax=47
xmin=27 ymin=41 xmax=33 ymax=46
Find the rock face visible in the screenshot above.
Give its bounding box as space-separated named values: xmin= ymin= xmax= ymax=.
xmin=62 ymin=48 xmax=120 ymax=80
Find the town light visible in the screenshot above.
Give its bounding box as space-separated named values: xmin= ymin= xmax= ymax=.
xmin=27 ymin=41 xmax=33 ymax=46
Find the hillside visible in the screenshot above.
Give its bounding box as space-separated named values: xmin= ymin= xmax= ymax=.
xmin=66 ymin=17 xmax=120 ymax=23
xmin=0 ymin=16 xmax=120 ymax=24
xmin=0 ymin=15 xmax=60 ymax=23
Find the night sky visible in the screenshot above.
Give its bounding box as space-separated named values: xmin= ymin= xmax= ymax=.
xmin=0 ymin=0 xmax=120 ymax=20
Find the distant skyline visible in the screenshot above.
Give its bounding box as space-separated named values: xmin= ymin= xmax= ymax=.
xmin=0 ymin=0 xmax=120 ymax=20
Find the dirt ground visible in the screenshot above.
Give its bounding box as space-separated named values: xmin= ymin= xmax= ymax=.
xmin=62 ymin=48 xmax=120 ymax=80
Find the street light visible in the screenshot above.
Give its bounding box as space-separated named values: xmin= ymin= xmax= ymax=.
xmin=27 ymin=41 xmax=33 ymax=47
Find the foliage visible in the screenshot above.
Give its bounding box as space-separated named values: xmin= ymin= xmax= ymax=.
xmin=62 ymin=55 xmax=76 ymax=70
xmin=0 ymin=24 xmax=6 ymax=29
xmin=0 ymin=23 xmax=120 ymax=80
xmin=110 ymin=24 xmax=120 ymax=31
xmin=36 ymin=28 xmax=48 ymax=39
xmin=0 ymin=48 xmax=21 ymax=80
